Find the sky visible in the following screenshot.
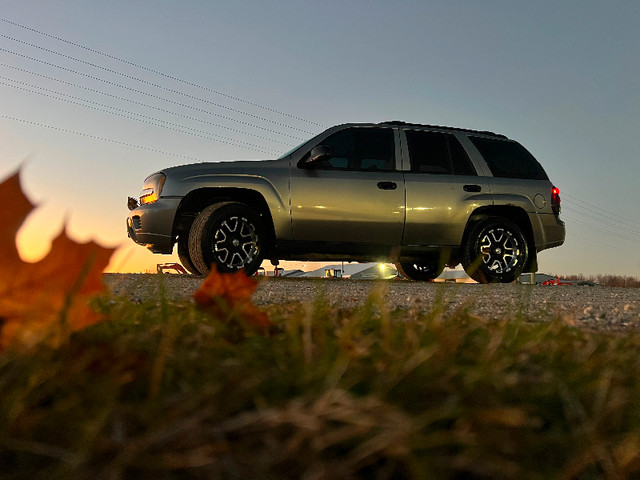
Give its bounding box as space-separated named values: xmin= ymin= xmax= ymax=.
xmin=1 ymin=1 xmax=639 ymax=276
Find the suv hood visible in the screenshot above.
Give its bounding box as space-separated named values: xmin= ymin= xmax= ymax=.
xmin=160 ymin=158 xmax=283 ymax=179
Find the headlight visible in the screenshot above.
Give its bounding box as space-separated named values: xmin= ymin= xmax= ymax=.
xmin=140 ymin=173 xmax=166 ymax=205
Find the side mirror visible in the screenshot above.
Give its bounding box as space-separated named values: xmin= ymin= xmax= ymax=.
xmin=305 ymin=145 xmax=332 ymax=165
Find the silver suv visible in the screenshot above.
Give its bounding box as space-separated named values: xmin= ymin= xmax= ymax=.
xmin=127 ymin=121 xmax=565 ymax=283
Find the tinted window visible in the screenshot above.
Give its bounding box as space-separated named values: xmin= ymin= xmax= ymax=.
xmin=311 ymin=127 xmax=395 ymax=171
xmin=406 ymin=130 xmax=476 ymax=175
xmin=470 ymin=137 xmax=548 ymax=180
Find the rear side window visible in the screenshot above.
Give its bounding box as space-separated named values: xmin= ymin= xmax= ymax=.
xmin=470 ymin=137 xmax=548 ymax=180
xmin=406 ymin=130 xmax=476 ymax=175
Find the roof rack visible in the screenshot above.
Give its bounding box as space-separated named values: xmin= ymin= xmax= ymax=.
xmin=378 ymin=121 xmax=507 ymax=138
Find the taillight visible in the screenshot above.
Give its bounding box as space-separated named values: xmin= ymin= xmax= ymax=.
xmin=551 ymin=186 xmax=561 ymax=214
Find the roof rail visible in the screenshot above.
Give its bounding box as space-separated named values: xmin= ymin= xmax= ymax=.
xmin=378 ymin=121 xmax=507 ymax=138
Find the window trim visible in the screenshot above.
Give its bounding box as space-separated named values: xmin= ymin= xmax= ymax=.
xmin=467 ymin=135 xmax=549 ymax=181
xmin=400 ymin=128 xmax=479 ymax=176
xmin=297 ymin=125 xmax=399 ymax=173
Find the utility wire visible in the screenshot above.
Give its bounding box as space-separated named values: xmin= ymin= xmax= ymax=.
xmin=560 ymin=192 xmax=640 ymax=256
xmin=0 ymin=34 xmax=315 ymax=135
xmin=563 ymin=192 xmax=640 ymax=231
xmin=1 ymin=114 xmax=210 ymax=162
xmin=562 ymin=214 xmax=640 ymax=245
xmin=562 ymin=204 xmax=640 ymax=237
xmin=567 ymin=231 xmax=635 ymax=255
xmin=0 ymin=17 xmax=324 ymax=127
xmin=0 ymin=78 xmax=281 ymax=156
xmin=0 ymin=63 xmax=293 ymax=146
xmin=563 ymin=199 xmax=640 ymax=234
xmin=0 ymin=48 xmax=306 ymax=141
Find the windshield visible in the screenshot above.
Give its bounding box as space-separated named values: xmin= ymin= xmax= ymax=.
xmin=277 ymin=141 xmax=307 ymax=160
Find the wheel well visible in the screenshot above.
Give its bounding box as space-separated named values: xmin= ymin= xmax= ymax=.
xmin=462 ymin=206 xmax=538 ymax=272
xmin=173 ymin=188 xmax=276 ymax=254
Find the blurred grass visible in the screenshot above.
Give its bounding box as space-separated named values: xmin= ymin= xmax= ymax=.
xmin=3 ymin=279 xmax=640 ymax=479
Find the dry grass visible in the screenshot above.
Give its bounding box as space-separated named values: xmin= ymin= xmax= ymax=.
xmin=3 ymin=278 xmax=640 ymax=479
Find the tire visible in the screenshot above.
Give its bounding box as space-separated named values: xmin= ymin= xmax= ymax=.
xmin=395 ymin=262 xmax=444 ymax=281
xmin=177 ymin=234 xmax=202 ymax=275
xmin=188 ymin=202 xmax=265 ymax=276
xmin=462 ymin=217 xmax=529 ymax=284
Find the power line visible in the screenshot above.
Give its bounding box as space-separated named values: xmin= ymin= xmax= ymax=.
xmin=0 ymin=34 xmax=316 ymax=135
xmin=560 ymin=192 xmax=640 ymax=255
xmin=562 ymin=215 xmax=640 ymax=245
xmin=563 ymin=199 xmax=640 ymax=233
xmin=0 ymin=17 xmax=324 ymax=128
xmin=1 ymin=114 xmax=210 ymax=162
xmin=0 ymin=63 xmax=293 ymax=146
xmin=549 ymin=190 xmax=640 ymax=255
xmin=568 ymin=231 xmax=635 ymax=255
xmin=563 ymin=192 xmax=640 ymax=231
xmin=0 ymin=48 xmax=307 ymax=141
xmin=562 ymin=204 xmax=640 ymax=237
xmin=0 ymin=78 xmax=282 ymax=156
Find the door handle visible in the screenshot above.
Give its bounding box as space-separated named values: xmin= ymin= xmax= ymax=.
xmin=463 ymin=184 xmax=482 ymax=193
xmin=377 ymin=181 xmax=397 ymax=190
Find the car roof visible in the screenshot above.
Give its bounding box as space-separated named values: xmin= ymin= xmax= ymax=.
xmin=376 ymin=121 xmax=508 ymax=139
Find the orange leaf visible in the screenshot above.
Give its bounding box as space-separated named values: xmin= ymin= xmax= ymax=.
xmin=194 ymin=266 xmax=271 ymax=331
xmin=0 ymin=170 xmax=116 ymax=351
xmin=0 ymin=171 xmax=34 ymax=268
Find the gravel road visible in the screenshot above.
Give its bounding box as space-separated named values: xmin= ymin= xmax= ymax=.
xmin=104 ymin=274 xmax=640 ymax=332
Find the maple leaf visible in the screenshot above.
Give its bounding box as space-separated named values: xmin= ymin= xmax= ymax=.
xmin=194 ymin=266 xmax=271 ymax=332
xmin=0 ymin=170 xmax=116 ymax=351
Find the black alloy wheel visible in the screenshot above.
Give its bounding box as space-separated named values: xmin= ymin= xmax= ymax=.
xmin=396 ymin=262 xmax=444 ymax=281
xmin=188 ymin=202 xmax=265 ymax=275
xmin=462 ymin=217 xmax=529 ymax=283
xmin=177 ymin=233 xmax=202 ymax=275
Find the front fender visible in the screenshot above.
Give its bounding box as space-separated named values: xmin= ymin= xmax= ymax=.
xmin=169 ymin=174 xmax=292 ymax=240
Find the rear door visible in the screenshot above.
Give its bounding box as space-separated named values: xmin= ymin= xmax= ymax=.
xmin=401 ymin=129 xmax=493 ymax=246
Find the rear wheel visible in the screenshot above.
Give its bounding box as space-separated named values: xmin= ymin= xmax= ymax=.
xmin=395 ymin=262 xmax=444 ymax=281
xmin=188 ymin=202 xmax=265 ymax=276
xmin=462 ymin=217 xmax=529 ymax=283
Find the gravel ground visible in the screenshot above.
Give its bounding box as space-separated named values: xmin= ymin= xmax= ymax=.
xmin=104 ymin=274 xmax=640 ymax=332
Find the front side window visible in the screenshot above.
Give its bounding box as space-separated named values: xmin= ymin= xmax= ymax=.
xmin=470 ymin=137 xmax=548 ymax=180
xmin=309 ymin=127 xmax=395 ymax=171
xmin=406 ymin=130 xmax=476 ymax=175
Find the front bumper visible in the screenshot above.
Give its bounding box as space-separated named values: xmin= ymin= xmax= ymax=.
xmin=126 ymin=197 xmax=182 ymax=254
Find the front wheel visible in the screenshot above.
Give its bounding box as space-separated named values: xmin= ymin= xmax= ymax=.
xmin=395 ymin=262 xmax=444 ymax=281
xmin=177 ymin=233 xmax=202 ymax=275
xmin=462 ymin=217 xmax=529 ymax=284
xmin=188 ymin=202 xmax=265 ymax=276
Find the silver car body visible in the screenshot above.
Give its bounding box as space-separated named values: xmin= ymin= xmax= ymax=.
xmin=127 ymin=122 xmax=565 ymax=274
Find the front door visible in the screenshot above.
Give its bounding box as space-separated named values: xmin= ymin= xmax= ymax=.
xmin=290 ymin=126 xmax=405 ymax=245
